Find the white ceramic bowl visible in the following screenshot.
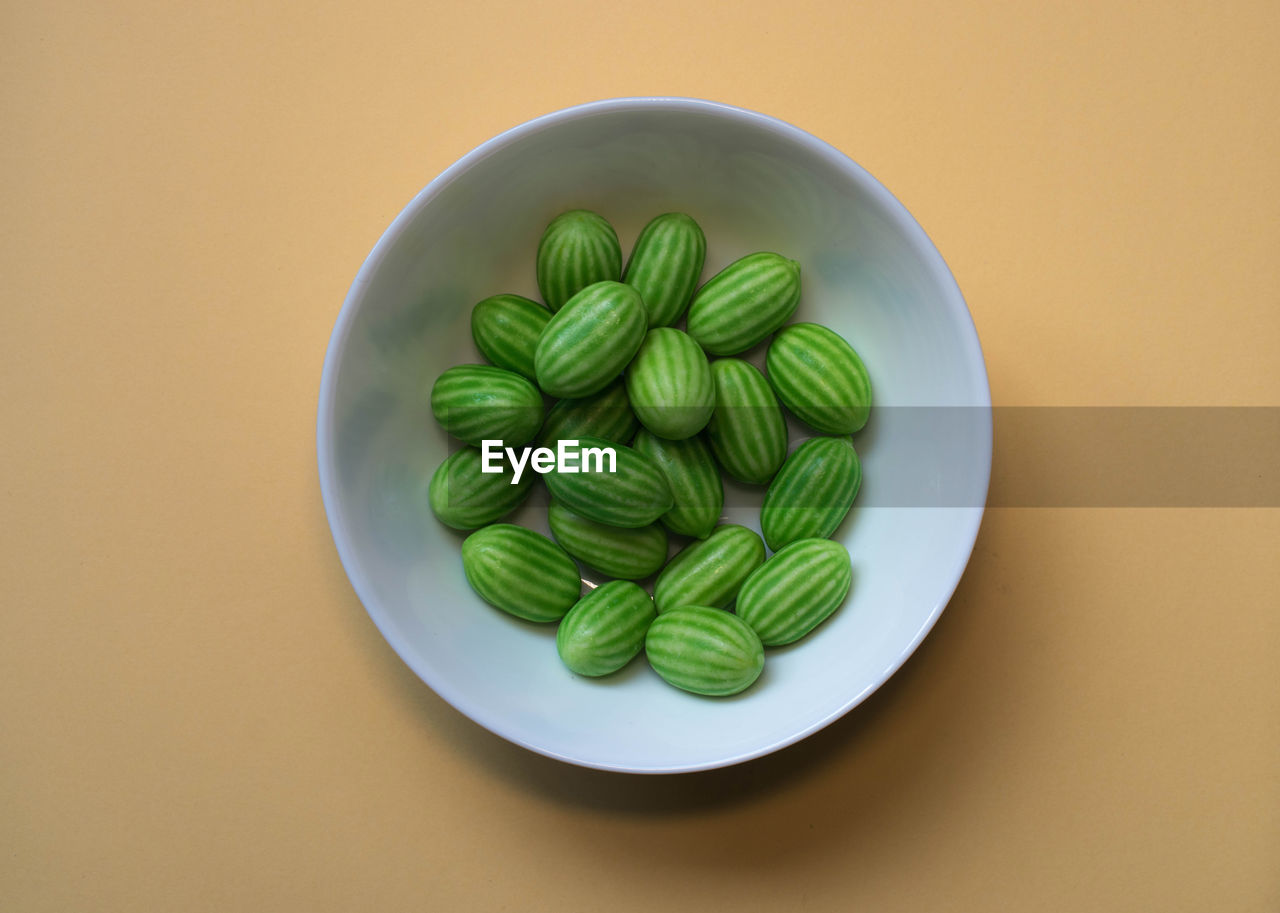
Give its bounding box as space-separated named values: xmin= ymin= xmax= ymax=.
xmin=317 ymin=97 xmax=991 ymax=773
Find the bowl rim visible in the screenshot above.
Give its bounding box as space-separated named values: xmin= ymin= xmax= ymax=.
xmin=316 ymin=96 xmax=993 ymax=774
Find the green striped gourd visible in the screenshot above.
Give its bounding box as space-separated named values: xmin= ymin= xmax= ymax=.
xmin=760 ymin=436 xmax=862 ymax=551
xmin=624 ymin=328 xmax=714 ymax=440
xmin=461 ymin=524 xmax=581 ymax=622
xmin=430 ymin=364 xmax=543 ymax=447
xmin=427 ymin=446 xmax=533 ymax=530
xmin=736 ymin=539 xmax=853 ymax=646
xmin=534 ymin=281 xmax=647 ymax=398
xmin=645 ymin=606 xmax=765 ymax=696
xmin=686 ymin=252 xmax=801 ymax=355
xmin=631 ymin=430 xmax=722 ymax=539
xmin=622 ymin=212 xmax=706 ymax=326
xmin=470 ymin=293 xmax=551 ymax=380
xmin=538 ymin=377 xmax=638 ymax=447
xmin=548 ymin=501 xmax=669 ymax=580
xmin=652 ymin=524 xmax=765 ymax=614
xmin=766 ymin=323 xmax=872 ymax=433
xmin=542 ymin=435 xmax=673 ymax=528
xmin=536 ymin=210 xmax=622 ymax=312
xmin=556 ymin=581 xmax=657 ymax=677
xmin=705 ymin=359 xmax=788 ymax=485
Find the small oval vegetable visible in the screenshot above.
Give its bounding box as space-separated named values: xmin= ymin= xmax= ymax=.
xmin=736 ymin=538 xmax=853 ymax=645
xmin=686 ymin=252 xmax=801 ymax=355
xmin=470 ymin=293 xmax=551 ymax=380
xmin=548 ymin=501 xmax=669 ymax=580
xmin=625 ymin=328 xmax=714 ymax=440
xmin=645 ymin=606 xmax=765 ymax=696
xmin=427 ymin=446 xmax=534 ymax=530
xmin=542 ymin=435 xmax=673 ymax=528
xmin=556 ymin=580 xmax=657 ymax=677
xmin=622 ymin=212 xmax=706 ymax=327
xmin=430 ymin=364 xmax=543 ymax=447
xmin=760 ymin=436 xmax=862 ymax=551
xmin=534 ymin=281 xmax=647 ymax=398
xmin=538 ymin=377 xmax=638 ymax=448
xmin=461 ymin=524 xmax=581 ymax=622
xmin=652 ymin=524 xmax=765 ymax=614
xmin=766 ymin=322 xmax=872 ymax=433
xmin=705 ymin=358 xmax=788 ymax=485
xmin=631 ymin=430 xmax=723 ymax=539
xmin=536 ymin=210 xmax=622 ymax=312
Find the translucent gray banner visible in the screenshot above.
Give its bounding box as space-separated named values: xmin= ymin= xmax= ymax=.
xmin=983 ymin=406 xmax=1279 ymax=508
xmin=438 ymin=407 xmax=1279 ymax=508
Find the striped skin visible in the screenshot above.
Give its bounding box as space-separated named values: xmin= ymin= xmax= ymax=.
xmin=645 ymin=606 xmax=765 ymax=696
xmin=736 ymin=539 xmax=852 ymax=646
xmin=461 ymin=524 xmax=582 ymax=622
xmin=632 ymin=429 xmax=723 ymax=539
xmin=538 ymin=377 xmax=638 ymax=447
xmin=536 ymin=210 xmax=622 ymax=312
xmin=766 ymin=323 xmax=872 ymax=433
xmin=548 ymin=501 xmax=669 ymax=580
xmin=430 ymin=364 xmax=544 ymax=447
xmin=470 ymin=293 xmax=551 ymax=380
xmin=427 ymin=446 xmax=534 ymax=530
xmin=760 ymin=436 xmax=862 ymax=551
xmin=534 ymin=281 xmax=647 ymax=398
xmin=705 ymin=359 xmax=788 ymax=485
xmin=556 ymin=580 xmax=657 ymax=677
xmin=622 ymin=212 xmax=706 ymax=327
xmin=624 ymin=328 xmax=714 ymax=440
xmin=686 ymin=252 xmax=801 ymax=355
xmin=652 ymin=524 xmax=765 ymax=614
xmin=543 ymin=435 xmax=673 ymax=528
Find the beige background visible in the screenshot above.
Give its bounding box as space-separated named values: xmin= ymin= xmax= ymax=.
xmin=4 ymin=1 xmax=1278 ymax=910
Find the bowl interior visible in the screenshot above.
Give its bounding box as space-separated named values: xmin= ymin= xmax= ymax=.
xmin=319 ymin=99 xmax=991 ymax=772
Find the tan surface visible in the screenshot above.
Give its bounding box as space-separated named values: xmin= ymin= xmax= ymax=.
xmin=3 ymin=1 xmax=1278 ymax=910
